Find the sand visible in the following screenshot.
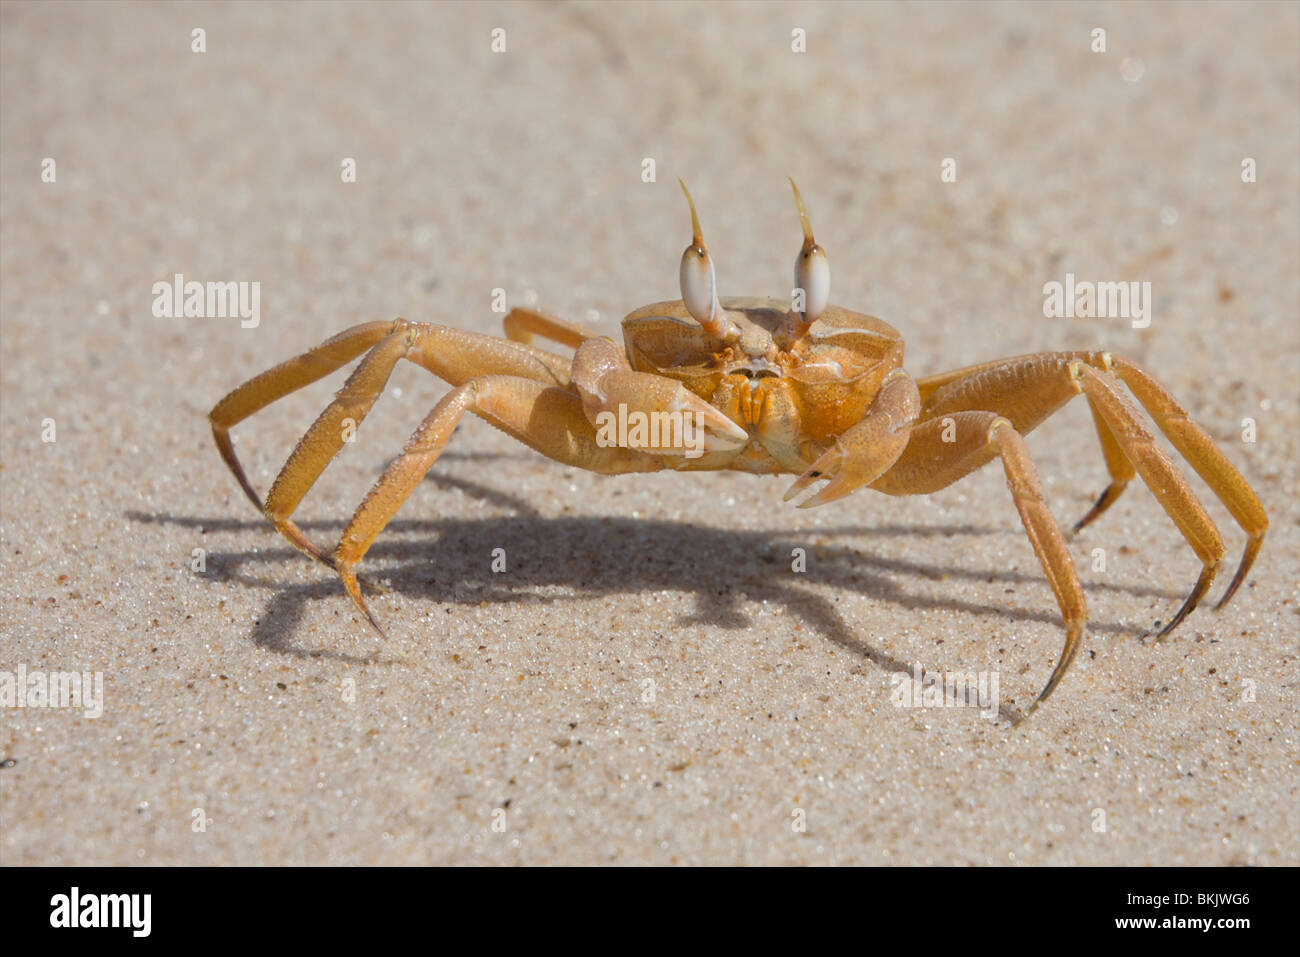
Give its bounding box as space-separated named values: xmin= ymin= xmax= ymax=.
xmin=1 ymin=1 xmax=1296 ymax=865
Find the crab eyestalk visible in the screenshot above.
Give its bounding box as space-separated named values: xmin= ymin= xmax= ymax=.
xmin=678 ymin=180 xmax=728 ymax=338
xmin=789 ymin=178 xmax=829 ymax=335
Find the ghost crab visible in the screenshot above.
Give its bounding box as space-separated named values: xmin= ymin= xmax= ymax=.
xmin=210 ymin=180 xmax=1267 ymax=716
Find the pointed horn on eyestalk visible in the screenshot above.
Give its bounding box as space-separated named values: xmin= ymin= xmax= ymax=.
xmin=790 ymin=177 xmax=817 ymax=250
xmin=678 ymin=180 xmax=728 ymax=338
xmin=789 ymin=177 xmax=829 ymax=337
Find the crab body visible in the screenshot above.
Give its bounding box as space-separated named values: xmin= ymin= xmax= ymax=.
xmin=622 ymin=297 xmax=904 ymax=474
xmin=209 ymin=180 xmax=1267 ymax=719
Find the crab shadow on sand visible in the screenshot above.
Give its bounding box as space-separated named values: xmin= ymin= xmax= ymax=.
xmin=130 ymin=458 xmax=1185 ymax=724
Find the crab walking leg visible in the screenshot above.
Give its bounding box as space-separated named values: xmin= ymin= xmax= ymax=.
xmin=918 ymin=356 xmax=1168 ymax=534
xmin=918 ymin=356 xmax=1220 ymax=637
xmin=1069 ymin=397 xmax=1136 ymax=535
xmin=872 ymin=412 xmax=1088 ymax=715
xmin=783 ymin=370 xmax=920 ymax=507
xmin=502 ymin=306 xmax=599 ymax=352
xmin=1103 ymin=354 xmax=1268 ymax=608
xmin=210 ymin=318 xmax=573 ymax=517
xmin=237 ymin=321 xmax=581 ymax=567
xmin=570 ymin=337 xmax=749 ymax=455
xmin=918 ymin=352 xmax=1266 ymax=608
xmin=914 ymin=357 xmax=1024 ymax=406
xmin=917 ymin=352 xmax=1265 ymax=633
xmin=333 ymin=375 xmax=663 ymax=629
xmin=1071 ymin=362 xmax=1225 ymax=637
xmin=402 ymin=320 xmax=573 ymax=387
xmin=260 ymin=328 xmax=416 ymax=567
xmin=210 ymin=320 xmax=398 ymax=510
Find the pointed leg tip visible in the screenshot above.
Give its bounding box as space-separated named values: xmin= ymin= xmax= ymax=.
xmin=1067 ymin=512 xmax=1095 ymax=537
xmin=1016 ymin=683 xmax=1056 ymax=725
xmin=1157 ymin=563 xmax=1219 ymax=641
xmin=240 ymin=482 xmax=264 ymax=514
xmin=356 ymin=601 xmax=385 ymax=637
xmin=339 ymin=561 xmax=389 ymax=638
xmin=362 ymin=605 xmax=386 ymax=637
xmin=1070 ymin=484 xmax=1127 ymax=539
xmin=1154 ymin=614 xmax=1183 ymax=642
xmin=339 ymin=566 xmax=410 ymax=663
xmin=1028 ymin=620 xmax=1085 ymax=718
xmin=1213 ymin=548 xmax=1259 ymax=611
xmin=357 ymin=597 xmax=411 ymax=663
xmin=1022 ymin=689 xmax=1051 ymax=722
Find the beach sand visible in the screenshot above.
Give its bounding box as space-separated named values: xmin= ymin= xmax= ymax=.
xmin=1 ymin=0 xmax=1296 ymax=865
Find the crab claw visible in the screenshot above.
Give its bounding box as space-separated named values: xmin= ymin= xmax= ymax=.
xmin=573 ymin=336 xmax=748 ymax=458
xmin=784 ymin=442 xmax=855 ymax=508
xmin=783 ymin=371 xmax=919 ymax=508
xmin=588 ymin=370 xmax=749 ymax=457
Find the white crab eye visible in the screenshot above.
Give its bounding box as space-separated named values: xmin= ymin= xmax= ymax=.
xmin=680 ymin=242 xmax=717 ymax=326
xmin=794 ymin=245 xmax=829 ymax=322
xmin=789 ymin=178 xmax=829 ymax=324
xmin=681 ymin=244 xmax=722 ymax=327
xmin=677 ymin=180 xmax=722 ymax=332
